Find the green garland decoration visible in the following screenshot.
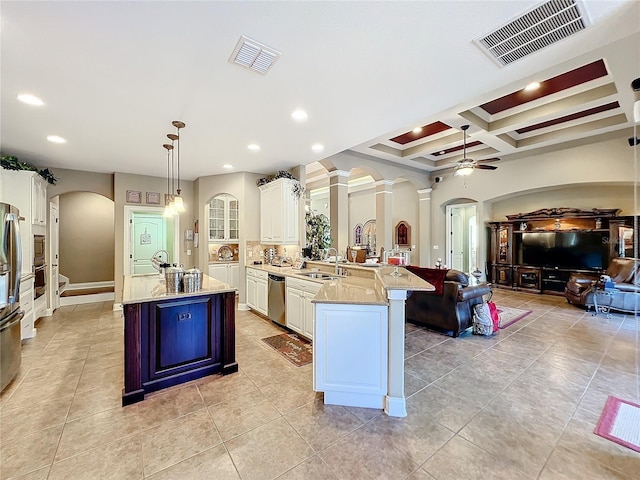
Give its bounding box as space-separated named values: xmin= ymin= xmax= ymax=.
xmin=0 ymin=155 xmax=58 ymax=184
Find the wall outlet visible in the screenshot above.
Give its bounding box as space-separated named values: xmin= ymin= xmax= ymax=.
xmin=186 ymin=249 xmax=192 ymax=256
xmin=433 ymin=245 xmax=439 ymax=250
xmin=248 ymin=251 xmax=253 ymax=257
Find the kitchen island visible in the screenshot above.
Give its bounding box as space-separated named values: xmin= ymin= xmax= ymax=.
xmin=244 ymin=262 xmax=434 ymax=417
xmin=121 ymin=274 xmax=237 ymax=405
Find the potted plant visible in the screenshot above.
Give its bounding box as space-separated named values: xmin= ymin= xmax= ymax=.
xmin=305 ymin=211 xmax=331 ymax=260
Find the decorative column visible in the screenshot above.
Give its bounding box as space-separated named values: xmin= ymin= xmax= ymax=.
xmin=417 ymin=188 xmax=432 ymax=267
xmin=375 ymin=180 xmax=393 ymax=253
xmin=385 ymin=288 xmax=408 ymax=417
xmin=328 ymin=170 xmax=350 ymax=253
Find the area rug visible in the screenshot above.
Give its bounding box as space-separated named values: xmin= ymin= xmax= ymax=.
xmin=497 ymin=306 xmax=532 ymax=329
xmin=262 ymin=333 xmax=312 ymax=367
xmin=595 ymin=396 xmax=640 ymax=453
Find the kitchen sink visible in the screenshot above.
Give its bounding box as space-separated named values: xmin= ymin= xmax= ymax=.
xmin=297 ymin=271 xmax=340 ymax=280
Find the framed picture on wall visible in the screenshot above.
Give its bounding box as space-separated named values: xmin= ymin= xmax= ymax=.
xmin=146 ymin=192 xmax=161 ymax=205
xmin=126 ymin=190 xmax=142 ymax=204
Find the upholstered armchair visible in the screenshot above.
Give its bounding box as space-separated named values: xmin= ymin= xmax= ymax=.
xmin=565 ymin=257 xmax=640 ymax=313
xmin=405 ymin=266 xmax=492 ymax=337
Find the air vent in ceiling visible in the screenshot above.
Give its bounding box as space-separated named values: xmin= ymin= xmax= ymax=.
xmin=230 ymin=35 xmax=281 ymax=75
xmin=474 ymin=0 xmax=590 ymax=67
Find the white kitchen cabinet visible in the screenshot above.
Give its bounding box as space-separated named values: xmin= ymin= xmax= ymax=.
xmin=208 ymin=262 xmax=239 ymax=289
xmin=19 ymin=276 xmax=35 ymax=339
xmin=314 ymin=303 xmax=388 ymax=409
xmin=31 ymin=175 xmax=47 ymax=226
xmin=246 ymin=267 xmax=268 ymax=316
xmin=208 ymin=194 xmax=239 ymax=242
xmin=259 ymin=178 xmax=299 ymax=245
xmin=285 ymin=277 xmax=321 ymax=340
xmin=0 ymin=170 xmax=47 ymax=276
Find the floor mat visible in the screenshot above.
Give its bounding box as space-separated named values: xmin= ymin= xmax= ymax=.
xmin=594 ymin=395 xmax=640 ymax=453
xmin=262 ymin=333 xmax=312 ymax=367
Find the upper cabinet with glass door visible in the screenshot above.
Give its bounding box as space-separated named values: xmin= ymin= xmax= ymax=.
xmin=208 ymin=194 xmax=239 ymax=242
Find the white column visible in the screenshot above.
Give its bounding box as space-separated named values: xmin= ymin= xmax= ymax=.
xmin=375 ymin=180 xmax=393 ymax=253
xmin=328 ymin=170 xmax=350 ymax=254
xmin=385 ymin=288 xmax=408 ymax=417
xmin=418 ymin=188 xmax=432 ymax=267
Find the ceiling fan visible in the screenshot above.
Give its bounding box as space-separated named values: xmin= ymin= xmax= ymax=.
xmin=454 ymin=125 xmax=500 ymax=176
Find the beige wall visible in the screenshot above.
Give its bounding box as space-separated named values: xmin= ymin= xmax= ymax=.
xmin=59 ymin=191 xmax=115 ymax=283
xmin=47 ymin=168 xmax=114 ymax=200
xmin=113 ymin=172 xmax=195 ymax=303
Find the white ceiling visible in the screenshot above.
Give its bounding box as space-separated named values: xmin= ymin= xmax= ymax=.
xmin=1 ymin=1 xmax=639 ymax=182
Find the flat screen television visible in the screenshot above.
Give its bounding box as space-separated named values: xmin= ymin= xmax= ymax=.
xmin=520 ymin=232 xmax=607 ymax=270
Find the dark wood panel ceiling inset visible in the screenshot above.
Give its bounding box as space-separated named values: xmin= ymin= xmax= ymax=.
xmin=480 ymin=59 xmax=608 ymax=115
xmin=432 ymin=140 xmax=482 ymax=156
xmin=515 ymin=101 xmax=620 ymax=134
xmin=389 ymin=121 xmax=450 ymax=145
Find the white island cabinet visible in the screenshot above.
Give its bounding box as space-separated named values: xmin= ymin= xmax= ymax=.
xmin=313 ymin=303 xmax=388 ymax=409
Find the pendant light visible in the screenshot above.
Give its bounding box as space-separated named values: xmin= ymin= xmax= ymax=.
xmin=163 ymin=143 xmax=176 ymax=217
xmin=171 ymin=121 xmax=186 ymax=212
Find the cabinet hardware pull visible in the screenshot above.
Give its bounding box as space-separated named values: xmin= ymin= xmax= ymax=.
xmin=178 ymin=312 xmax=192 ymax=321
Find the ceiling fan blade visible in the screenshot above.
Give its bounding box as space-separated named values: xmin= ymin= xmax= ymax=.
xmin=477 ymin=157 xmax=500 ymax=163
xmin=475 ymin=164 xmax=498 ymax=170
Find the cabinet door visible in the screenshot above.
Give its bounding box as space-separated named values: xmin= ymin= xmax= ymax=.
xmin=208 ymin=264 xmax=227 ymax=283
xmin=260 ymin=184 xmax=277 ymax=242
xmin=282 ymin=186 xmax=299 ymax=244
xmin=228 ymin=264 xmax=239 ymax=289
xmin=246 ymin=276 xmax=256 ymax=308
xmin=227 ymin=198 xmax=239 ymax=241
xmin=497 ymin=225 xmax=512 ymax=264
xmin=286 ymin=286 xmax=303 ymax=334
xmin=302 ymin=291 xmax=315 ymax=340
xmin=208 ymin=198 xmax=225 ymax=241
xmin=255 ymin=278 xmax=268 ymax=315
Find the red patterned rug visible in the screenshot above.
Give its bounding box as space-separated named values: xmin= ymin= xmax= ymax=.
xmin=262 ymin=333 xmax=312 ymax=367
xmin=595 ymin=396 xmax=640 ymax=453
xmin=497 ymin=306 xmax=533 ymax=329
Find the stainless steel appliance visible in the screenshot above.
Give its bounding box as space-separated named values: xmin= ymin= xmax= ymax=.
xmin=1 ymin=203 xmax=23 ymax=391
xmin=268 ymin=274 xmax=286 ymax=326
xmin=33 ymin=234 xmax=45 ymax=299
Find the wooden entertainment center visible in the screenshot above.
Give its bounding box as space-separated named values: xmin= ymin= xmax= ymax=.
xmin=487 ymin=208 xmax=635 ymax=295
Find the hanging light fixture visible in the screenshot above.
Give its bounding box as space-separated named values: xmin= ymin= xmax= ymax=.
xmin=171 ymin=121 xmax=186 ymax=212
xmin=163 ymin=143 xmax=176 ymax=217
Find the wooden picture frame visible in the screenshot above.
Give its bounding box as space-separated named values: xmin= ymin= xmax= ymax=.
xmin=146 ymin=192 xmax=161 ymax=205
xmin=126 ymin=190 xmax=142 ymax=204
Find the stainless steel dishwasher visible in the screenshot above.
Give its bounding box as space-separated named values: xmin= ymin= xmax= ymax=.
xmin=268 ymin=274 xmax=286 ymax=326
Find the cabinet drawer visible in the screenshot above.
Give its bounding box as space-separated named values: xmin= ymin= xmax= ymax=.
xmin=286 ymin=277 xmax=322 ymax=294
xmin=253 ymin=269 xmax=268 ymax=280
xmin=20 ymin=293 xmax=34 ymax=315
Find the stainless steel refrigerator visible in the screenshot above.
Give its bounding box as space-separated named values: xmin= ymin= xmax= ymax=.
xmin=1 ymin=202 xmax=24 ymax=391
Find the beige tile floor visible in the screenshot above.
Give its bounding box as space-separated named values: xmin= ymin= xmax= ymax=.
xmin=0 ymin=289 xmax=638 ymax=479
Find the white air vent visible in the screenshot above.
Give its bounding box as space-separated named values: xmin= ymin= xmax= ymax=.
xmin=230 ymin=35 xmax=281 ymax=74
xmin=474 ymin=0 xmax=590 ymax=67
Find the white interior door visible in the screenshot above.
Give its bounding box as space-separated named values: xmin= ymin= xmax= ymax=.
xmin=49 ymin=202 xmax=60 ymax=311
xmin=448 ymin=206 xmax=464 ymax=270
xmin=131 ymin=213 xmax=166 ymax=274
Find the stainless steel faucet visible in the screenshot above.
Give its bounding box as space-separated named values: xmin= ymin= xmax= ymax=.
xmin=327 ymin=247 xmax=339 ymax=275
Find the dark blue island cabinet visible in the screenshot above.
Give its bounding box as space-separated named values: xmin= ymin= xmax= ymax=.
xmin=122 ymin=284 xmax=237 ymax=406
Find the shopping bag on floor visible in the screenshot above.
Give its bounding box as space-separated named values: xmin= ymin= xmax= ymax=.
xmin=472 ymin=302 xmax=493 ymax=336
xmin=487 ymin=301 xmax=500 ymax=333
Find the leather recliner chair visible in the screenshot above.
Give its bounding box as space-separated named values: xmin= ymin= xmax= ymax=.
xmin=405 ymin=266 xmax=492 ymax=337
xmin=565 ymin=257 xmax=639 ymax=313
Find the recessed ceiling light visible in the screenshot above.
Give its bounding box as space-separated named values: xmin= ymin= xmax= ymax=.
xmin=291 ymin=110 xmax=308 ymax=121
xmin=17 ymin=93 xmax=44 ymax=106
xmin=439 ymin=150 xmax=446 ymax=155
xmin=311 ymin=143 xmax=324 ymax=153
xmin=248 ymin=144 xmax=260 ymax=151
xmin=222 ymin=164 xmax=233 ymax=169
xmin=524 ymin=81 xmax=541 ymax=92
xmin=412 ymin=127 xmax=423 ymax=133
xmin=47 ymin=135 xmax=66 ymax=144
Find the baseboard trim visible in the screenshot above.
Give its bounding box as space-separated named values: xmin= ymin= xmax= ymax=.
xmin=66 ymin=280 xmax=115 ymax=291
xmin=60 ymin=292 xmax=115 ymax=306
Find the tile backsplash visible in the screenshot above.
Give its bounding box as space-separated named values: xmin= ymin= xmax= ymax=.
xmin=245 ymin=241 xmax=300 ymax=265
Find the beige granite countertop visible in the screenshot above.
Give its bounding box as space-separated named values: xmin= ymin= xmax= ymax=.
xmin=245 ymin=261 xmax=434 ymax=305
xmin=122 ymin=273 xmax=236 ymax=305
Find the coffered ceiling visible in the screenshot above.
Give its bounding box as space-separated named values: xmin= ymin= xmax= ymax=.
xmin=1 ymin=1 xmax=638 ymax=181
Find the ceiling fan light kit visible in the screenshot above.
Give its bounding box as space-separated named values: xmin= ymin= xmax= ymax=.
xmin=454 ymin=125 xmax=500 ymax=177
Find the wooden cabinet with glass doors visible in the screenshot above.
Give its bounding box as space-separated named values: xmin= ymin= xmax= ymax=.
xmin=208 ymin=194 xmax=239 ymax=242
